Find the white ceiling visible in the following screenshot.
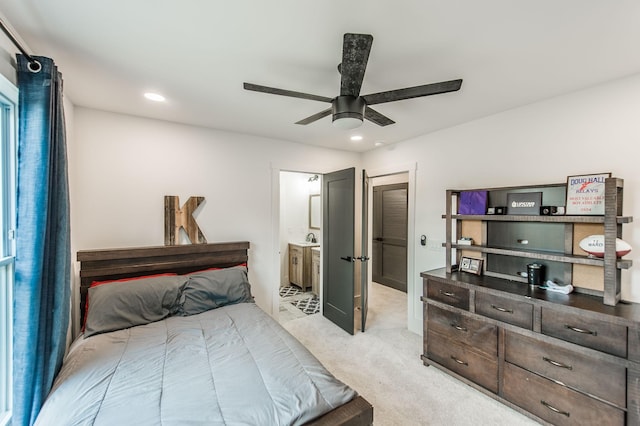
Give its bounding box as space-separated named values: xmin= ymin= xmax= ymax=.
xmin=2 ymin=1 xmax=640 ymax=152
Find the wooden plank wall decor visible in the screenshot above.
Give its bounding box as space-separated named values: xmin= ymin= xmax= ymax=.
xmin=164 ymin=195 xmax=208 ymax=245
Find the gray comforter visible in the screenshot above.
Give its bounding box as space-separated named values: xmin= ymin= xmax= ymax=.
xmin=35 ymin=303 xmax=356 ymax=425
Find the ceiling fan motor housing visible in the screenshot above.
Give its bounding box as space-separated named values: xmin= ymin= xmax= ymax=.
xmin=332 ymin=96 xmax=365 ymax=122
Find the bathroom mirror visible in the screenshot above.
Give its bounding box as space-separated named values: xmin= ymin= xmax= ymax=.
xmin=309 ymin=194 xmax=320 ymax=230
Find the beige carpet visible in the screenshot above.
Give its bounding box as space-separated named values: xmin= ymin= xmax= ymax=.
xmin=283 ymin=283 xmax=540 ymax=426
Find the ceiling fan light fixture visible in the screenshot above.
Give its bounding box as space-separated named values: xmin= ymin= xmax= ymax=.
xmin=332 ymin=95 xmax=365 ymax=129
xmin=332 ymin=115 xmax=363 ymax=129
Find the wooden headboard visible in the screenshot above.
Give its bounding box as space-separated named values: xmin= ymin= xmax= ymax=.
xmin=77 ymin=241 xmax=250 ymax=324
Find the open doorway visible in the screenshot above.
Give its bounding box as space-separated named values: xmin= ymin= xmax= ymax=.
xmin=366 ymin=172 xmax=410 ymax=330
xmin=278 ymin=171 xmax=322 ymax=324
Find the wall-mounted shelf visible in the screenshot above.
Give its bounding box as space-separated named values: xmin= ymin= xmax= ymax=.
xmin=446 ymin=243 xmax=633 ymax=269
xmin=444 ymin=214 xmax=633 ymax=224
xmin=443 ymin=177 xmax=631 ymax=306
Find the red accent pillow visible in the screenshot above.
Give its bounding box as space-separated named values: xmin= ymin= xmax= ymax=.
xmin=82 ymin=273 xmax=177 ymax=332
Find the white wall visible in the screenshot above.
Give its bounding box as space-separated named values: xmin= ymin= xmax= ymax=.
xmin=70 ymin=107 xmax=359 ymax=328
xmin=363 ymin=72 xmax=640 ymax=330
xmin=0 ymin=50 xmax=16 ymax=86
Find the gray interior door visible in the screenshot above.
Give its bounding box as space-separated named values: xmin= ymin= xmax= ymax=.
xmin=361 ymin=170 xmax=369 ymax=332
xmin=322 ymin=168 xmax=355 ymax=335
xmin=372 ymin=183 xmax=408 ymax=292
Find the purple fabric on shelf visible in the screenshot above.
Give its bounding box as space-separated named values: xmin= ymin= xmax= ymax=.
xmin=458 ymin=190 xmax=488 ymax=215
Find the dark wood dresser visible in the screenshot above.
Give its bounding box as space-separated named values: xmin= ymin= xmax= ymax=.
xmin=422 ymin=268 xmax=640 ymax=425
xmin=422 ymin=178 xmax=637 ymax=424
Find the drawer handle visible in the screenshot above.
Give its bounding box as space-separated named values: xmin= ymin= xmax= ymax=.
xmin=540 ymin=400 xmax=570 ymax=417
xmin=542 ymin=356 xmax=573 ymax=370
xmin=564 ymin=324 xmax=597 ymax=336
xmin=491 ymin=304 xmax=513 ymax=314
xmin=450 ymin=355 xmax=468 ymax=366
xmin=439 ymin=290 xmax=458 ymax=299
xmin=450 ymin=323 xmax=468 ymax=332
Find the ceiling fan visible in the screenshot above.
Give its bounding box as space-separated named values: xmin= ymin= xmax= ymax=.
xmin=243 ymin=33 xmax=463 ymax=129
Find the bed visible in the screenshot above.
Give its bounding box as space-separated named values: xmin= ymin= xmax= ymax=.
xmin=35 ymin=242 xmax=373 ymax=425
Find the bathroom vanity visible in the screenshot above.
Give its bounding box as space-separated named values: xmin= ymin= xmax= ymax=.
xmin=289 ymin=242 xmax=319 ymax=292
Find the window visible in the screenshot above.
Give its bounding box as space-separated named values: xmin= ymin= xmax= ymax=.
xmin=0 ymin=72 xmax=18 ymax=426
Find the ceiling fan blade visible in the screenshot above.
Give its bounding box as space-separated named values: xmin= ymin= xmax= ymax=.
xmin=340 ymin=33 xmax=373 ymax=97
xmin=362 ymin=79 xmax=463 ymax=105
xmin=295 ymin=108 xmax=332 ymax=125
xmin=244 ymin=82 xmax=332 ymax=103
xmin=364 ymin=107 xmax=395 ymax=126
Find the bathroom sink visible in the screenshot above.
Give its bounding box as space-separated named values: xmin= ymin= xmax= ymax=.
xmin=295 ymin=242 xmax=320 ymax=247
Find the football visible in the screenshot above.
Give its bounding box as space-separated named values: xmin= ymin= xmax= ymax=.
xmin=578 ymin=235 xmax=632 ymax=258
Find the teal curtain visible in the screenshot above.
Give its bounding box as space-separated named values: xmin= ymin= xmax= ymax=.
xmin=12 ymin=55 xmax=71 ymax=426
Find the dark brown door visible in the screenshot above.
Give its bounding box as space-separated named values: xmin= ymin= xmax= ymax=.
xmin=323 ymin=168 xmax=355 ymax=334
xmin=372 ymin=183 xmax=408 ymax=292
xmin=322 ymin=167 xmax=369 ymax=335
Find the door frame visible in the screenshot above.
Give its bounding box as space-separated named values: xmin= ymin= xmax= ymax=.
xmin=271 ymin=165 xmax=324 ymax=320
xmin=270 ymin=163 xmax=359 ymax=321
xmin=366 ymin=162 xmax=419 ymax=334
xmin=372 ymin=182 xmax=409 ymax=292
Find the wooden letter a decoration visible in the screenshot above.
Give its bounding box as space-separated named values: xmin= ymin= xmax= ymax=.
xmin=164 ymin=196 xmax=208 ymax=245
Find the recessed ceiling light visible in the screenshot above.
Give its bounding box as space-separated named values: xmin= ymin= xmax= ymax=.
xmin=350 ymin=135 xmax=363 ymax=141
xmin=144 ymin=92 xmax=166 ymax=102
xmin=374 ymin=141 xmax=385 ymax=147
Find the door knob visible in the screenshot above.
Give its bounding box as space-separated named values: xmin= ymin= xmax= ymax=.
xmin=341 ymin=256 xmax=369 ymax=262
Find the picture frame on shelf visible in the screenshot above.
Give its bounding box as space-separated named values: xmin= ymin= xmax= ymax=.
xmin=459 ymin=256 xmax=483 ymax=275
xmin=565 ymin=172 xmax=611 ymax=215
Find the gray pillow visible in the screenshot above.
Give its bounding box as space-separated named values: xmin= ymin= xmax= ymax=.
xmin=84 ymin=275 xmax=187 ymax=337
xmin=176 ymin=265 xmax=253 ymax=316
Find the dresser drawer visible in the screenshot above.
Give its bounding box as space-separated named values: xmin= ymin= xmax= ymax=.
xmin=504 ymin=331 xmax=626 ymax=408
xmin=503 ymin=362 xmax=624 ymax=426
xmin=427 ymin=304 xmax=497 ymax=357
xmin=475 ymin=292 xmax=533 ymax=330
xmin=427 ymin=330 xmax=498 ymax=393
xmin=541 ymin=308 xmax=627 ymax=358
xmin=426 ymin=279 xmax=469 ymax=310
